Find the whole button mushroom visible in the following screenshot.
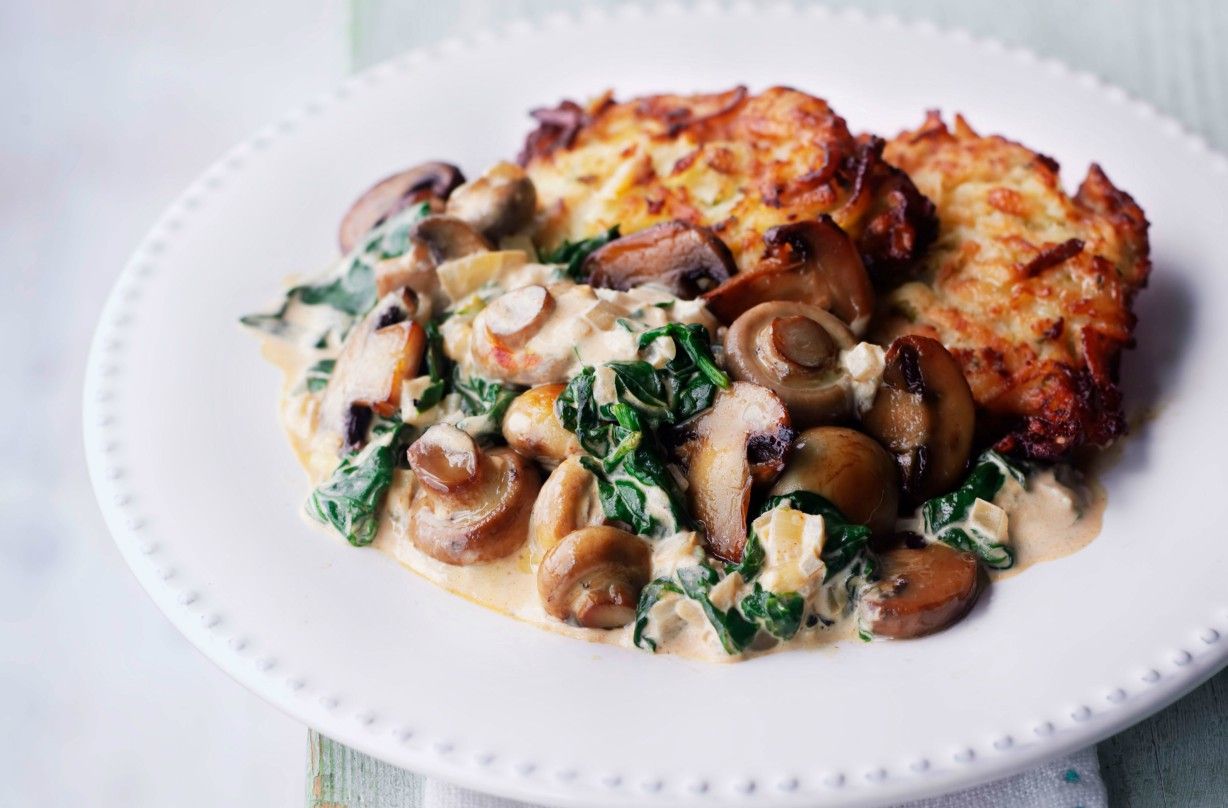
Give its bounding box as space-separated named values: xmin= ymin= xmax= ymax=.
xmin=770 ymin=427 xmax=899 ymax=536
xmin=528 ymin=456 xmax=604 ymax=565
xmin=502 ymin=384 xmax=583 ymax=467
xmin=413 ymin=214 xmax=493 ymax=265
xmin=445 ymin=162 xmax=537 ymax=241
xmin=675 ymin=382 xmax=794 ymax=562
xmin=338 ymin=162 xmax=465 ymax=254
xmin=859 ymin=543 xmax=982 ymax=639
xmin=702 ymin=216 xmax=876 ymax=334
xmin=583 ymin=220 xmax=736 ymax=299
xmin=723 ymin=301 xmax=858 ymax=429
xmin=537 ymin=526 xmax=652 ymax=629
xmin=862 ymin=335 xmax=976 ymax=501
xmin=407 ymin=424 xmax=540 ymax=565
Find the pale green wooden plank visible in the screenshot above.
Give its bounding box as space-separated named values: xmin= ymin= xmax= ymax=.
xmin=308 ymin=731 xmax=425 ymax=807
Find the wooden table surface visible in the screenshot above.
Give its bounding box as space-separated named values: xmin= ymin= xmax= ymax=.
xmin=309 ymin=1 xmax=1228 ymax=805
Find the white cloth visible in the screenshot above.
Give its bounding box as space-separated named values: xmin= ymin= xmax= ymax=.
xmin=422 ymin=748 xmax=1105 ymax=808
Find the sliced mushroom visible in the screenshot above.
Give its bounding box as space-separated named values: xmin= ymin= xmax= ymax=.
xmin=414 ymin=214 xmax=492 ymax=264
xmin=538 ymin=526 xmax=651 ymax=628
xmin=321 ymin=290 xmax=425 ymax=438
xmin=503 ymin=384 xmax=583 ymax=467
xmin=445 ymin=162 xmax=537 ymax=241
xmin=862 ymin=335 xmax=975 ymax=501
xmin=339 ymin=162 xmax=465 ymax=254
xmin=770 ymin=427 xmax=899 ymax=536
xmin=675 ymin=382 xmax=794 ymax=562
xmin=859 ymin=543 xmax=981 ymax=639
xmin=407 ymin=424 xmax=540 ymax=565
xmin=702 ymin=216 xmax=876 ymax=334
xmin=482 ymin=285 xmax=555 ymax=348
xmin=723 ymin=301 xmax=857 ymax=428
xmin=584 ymin=221 xmax=735 ymax=298
xmin=528 ymin=456 xmax=604 ymax=565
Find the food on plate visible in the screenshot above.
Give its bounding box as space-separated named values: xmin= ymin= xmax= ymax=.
xmin=244 ymin=86 xmax=1138 ymax=661
xmin=879 ymin=112 xmax=1151 ymax=459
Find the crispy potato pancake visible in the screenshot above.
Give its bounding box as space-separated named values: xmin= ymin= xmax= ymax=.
xmin=521 ymin=86 xmax=936 ymax=284
xmin=879 ymin=113 xmax=1150 ymax=459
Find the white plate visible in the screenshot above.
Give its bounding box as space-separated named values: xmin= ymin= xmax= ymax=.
xmin=84 ymin=5 xmax=1228 ymax=806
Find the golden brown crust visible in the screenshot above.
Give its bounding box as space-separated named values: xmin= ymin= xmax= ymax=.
xmin=879 ymin=112 xmax=1151 ymax=459
xmin=521 ymin=86 xmax=935 ymax=285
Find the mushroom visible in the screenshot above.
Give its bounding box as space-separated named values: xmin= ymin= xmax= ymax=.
xmin=481 ymin=285 xmax=555 ymax=349
xmin=584 ymin=221 xmax=736 ymax=298
xmin=675 ymin=382 xmax=794 ymax=562
xmin=528 ymin=456 xmax=604 ymax=564
xmin=414 ymin=214 xmax=492 ymax=264
xmin=723 ymin=301 xmax=858 ymax=428
xmin=702 ymin=216 xmax=876 ymax=334
xmin=861 ymin=335 xmax=976 ymax=501
xmin=770 ymin=427 xmax=899 ymax=535
xmin=339 ymin=162 xmax=465 ymax=254
xmin=503 ymin=384 xmax=583 ymax=467
xmin=537 ymin=526 xmax=652 ymax=628
xmin=407 ymin=424 xmax=540 ymax=565
xmin=859 ymin=543 xmax=982 ymax=639
xmin=321 ymin=290 xmax=425 ymax=441
xmin=445 ymin=162 xmax=537 ymax=241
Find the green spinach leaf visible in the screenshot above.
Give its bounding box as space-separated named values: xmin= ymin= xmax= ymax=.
xmin=676 ymin=564 xmax=759 ymax=654
xmin=750 ymin=491 xmax=875 ymax=582
xmin=539 ymin=225 xmax=621 ymax=280
xmin=921 ymin=450 xmax=1023 ymax=570
xmin=740 ymin=584 xmax=805 ymax=640
xmin=632 ymin=578 xmax=682 ymax=651
xmin=307 ymin=423 xmax=410 ymax=547
xmin=303 ymin=358 xmax=336 ymax=393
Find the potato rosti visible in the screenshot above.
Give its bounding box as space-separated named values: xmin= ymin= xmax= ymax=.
xmin=880 ymin=112 xmax=1150 ymax=459
xmin=521 ymin=86 xmax=936 ymax=285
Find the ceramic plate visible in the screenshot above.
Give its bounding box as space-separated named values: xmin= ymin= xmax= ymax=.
xmin=84 ymin=5 xmax=1228 ymax=806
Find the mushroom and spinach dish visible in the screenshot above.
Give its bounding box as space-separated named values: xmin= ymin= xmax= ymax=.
xmin=244 ymin=87 xmax=1148 ymax=661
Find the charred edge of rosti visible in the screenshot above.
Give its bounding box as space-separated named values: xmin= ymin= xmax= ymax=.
xmin=842 ymin=135 xmax=938 ymax=289
xmin=992 ymin=341 xmax=1128 ymax=461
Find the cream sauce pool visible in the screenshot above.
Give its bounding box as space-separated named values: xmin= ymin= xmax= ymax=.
xmin=263 ymin=328 xmax=1109 ymax=661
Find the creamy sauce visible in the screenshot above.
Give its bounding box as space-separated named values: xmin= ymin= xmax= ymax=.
xmin=990 ymin=466 xmax=1107 ymax=579
xmin=259 ymin=263 xmax=1108 ymax=663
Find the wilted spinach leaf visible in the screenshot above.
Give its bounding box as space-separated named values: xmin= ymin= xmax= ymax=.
xmin=303 ymin=358 xmax=336 ymax=393
xmin=676 ymin=564 xmax=759 ymax=654
xmin=307 ymin=422 xmax=410 ymax=547
xmin=750 ymin=491 xmax=876 ymax=583
xmin=540 ymin=225 xmax=621 ymax=280
xmin=413 ymin=321 xmax=451 ymax=412
xmin=740 ymin=584 xmax=805 ymax=640
xmin=633 ymin=578 xmax=682 ymax=651
xmin=921 ymin=450 xmax=1023 ymax=570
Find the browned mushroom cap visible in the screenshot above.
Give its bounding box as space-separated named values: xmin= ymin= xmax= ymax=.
xmin=503 ymin=383 xmax=583 ymax=466
xmin=414 ymin=214 xmax=492 ymax=264
xmin=537 ymin=526 xmax=651 ymax=628
xmin=861 ymin=335 xmax=976 ymax=501
xmin=584 ymin=221 xmax=736 ymax=299
xmin=339 ymin=162 xmax=465 ymax=254
xmin=528 ymin=456 xmax=604 ymax=564
xmin=321 ymin=290 xmax=425 ymax=439
xmin=770 ymin=427 xmax=899 ymax=536
xmin=407 ymin=424 xmax=540 ymax=565
xmin=445 ymin=162 xmax=537 ymax=241
xmin=723 ymin=301 xmax=857 ymax=428
xmin=675 ymin=382 xmax=794 ymax=562
xmin=702 ymin=216 xmax=876 ymax=334
xmin=859 ymin=543 xmax=982 ymax=639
